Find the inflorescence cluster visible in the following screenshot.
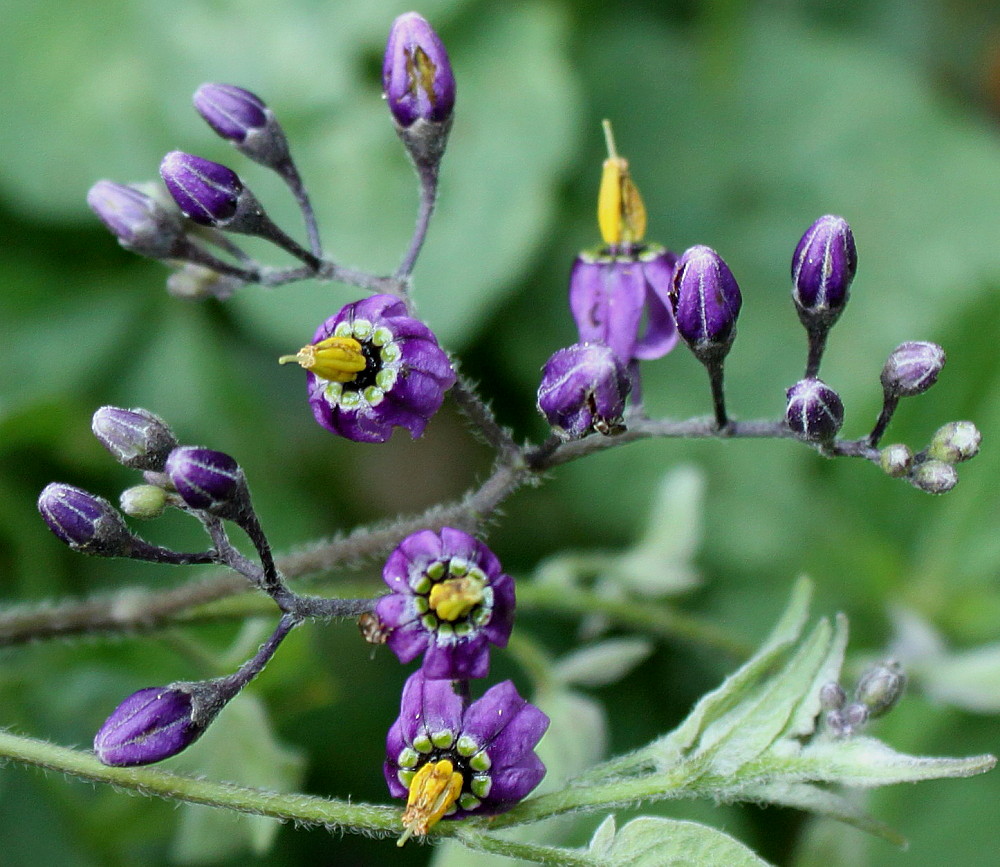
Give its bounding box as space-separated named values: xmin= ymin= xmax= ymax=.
xmin=40 ymin=7 xmax=980 ymax=846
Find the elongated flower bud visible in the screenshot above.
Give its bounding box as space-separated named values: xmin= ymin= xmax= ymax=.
xmin=670 ymin=245 xmax=742 ymax=361
xmin=165 ymin=446 xmax=249 ymax=518
xmin=785 ymin=378 xmax=844 ymax=443
xmin=37 ymin=483 xmax=134 ymax=556
xmin=160 ymin=151 xmax=245 ymax=226
xmin=791 ymin=215 xmax=857 ymax=328
xmin=193 ymin=83 xmax=292 ymax=170
xmin=87 ymin=180 xmax=185 ymax=258
xmin=94 ymin=687 xmax=202 ymax=766
xmin=92 ymin=406 xmax=178 ymax=472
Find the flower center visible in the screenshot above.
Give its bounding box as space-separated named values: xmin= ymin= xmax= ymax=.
xmin=597 ymin=119 xmax=646 ymax=251
xmin=277 ymin=336 xmax=366 ymax=383
xmin=428 ymin=575 xmax=485 ymax=621
xmin=405 ymin=45 xmax=438 ymax=109
xmin=397 ymin=758 xmax=462 ymax=845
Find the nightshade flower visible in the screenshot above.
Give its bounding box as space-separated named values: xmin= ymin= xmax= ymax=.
xmin=279 ymin=295 xmax=456 ymax=443
xmin=537 ymin=342 xmax=630 ymax=439
xmin=38 ymin=483 xmax=133 ymax=556
xmin=87 ymin=180 xmax=186 ymax=258
xmin=385 ymin=670 xmax=549 ymax=842
xmin=194 ymin=83 xmax=293 ymax=171
xmin=568 ymin=122 xmax=678 ymax=368
xmin=791 ymin=215 xmax=857 ymax=327
xmin=383 ymin=12 xmax=456 ymax=128
xmin=374 ymin=528 xmax=514 ymax=680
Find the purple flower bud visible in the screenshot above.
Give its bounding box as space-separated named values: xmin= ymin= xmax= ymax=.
xmin=385 ymin=671 xmax=548 ymax=840
xmin=880 ymin=341 xmax=945 ymax=398
xmin=194 ymin=83 xmax=267 ymax=143
xmin=879 ymin=443 xmax=913 ymax=478
xmin=374 ymin=528 xmax=515 ymax=680
xmin=92 ymin=406 xmax=178 ymax=471
xmin=854 ymin=661 xmax=905 ymax=718
xmin=165 ymin=446 xmax=248 ymax=515
xmin=785 ymin=378 xmax=844 ymax=443
xmin=910 ymin=459 xmax=958 ymax=495
xmin=536 ymin=342 xmax=631 ymax=440
xmin=37 ymin=483 xmax=133 ymax=556
xmin=568 ymin=246 xmax=678 ymax=365
xmin=94 ymin=686 xmax=202 ymax=766
xmin=193 ymin=84 xmax=292 ymax=170
xmin=927 ymin=420 xmax=981 ymax=464
xmin=86 ymin=180 xmax=185 ymax=258
xmin=160 ymin=152 xmax=243 ymax=226
xmin=280 ymin=295 xmax=456 ymax=443
xmin=670 ymin=245 xmax=742 ymax=359
xmin=791 ymin=215 xmax=857 ymax=326
xmin=383 ymin=12 xmax=456 ymax=128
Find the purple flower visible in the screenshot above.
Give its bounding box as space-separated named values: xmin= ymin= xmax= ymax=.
xmin=568 ymin=245 xmax=678 ymax=365
xmin=537 ymin=342 xmax=630 ymax=440
xmin=374 ymin=528 xmax=514 ymax=680
xmin=160 ymin=151 xmax=243 ymax=226
xmin=94 ymin=687 xmax=202 ymax=766
xmin=280 ymin=295 xmax=456 ymax=443
xmin=385 ymin=670 xmax=548 ymax=840
xmin=383 ymin=12 xmax=456 ymax=128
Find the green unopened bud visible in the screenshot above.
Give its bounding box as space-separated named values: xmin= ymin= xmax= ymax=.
xmin=910 ymin=459 xmax=958 ymax=495
xmin=120 ymin=485 xmax=168 ymax=519
xmin=927 ymin=421 xmax=981 ymax=464
xmin=855 ymin=661 xmax=906 ymax=718
xmin=879 ymin=443 xmax=913 ymax=478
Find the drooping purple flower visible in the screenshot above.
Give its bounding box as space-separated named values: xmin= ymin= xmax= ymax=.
xmin=374 ymin=528 xmax=514 ymax=680
xmin=86 ymin=180 xmax=185 ymax=258
xmin=94 ymin=686 xmax=202 ymax=766
xmin=160 ymin=152 xmax=243 ymax=226
xmin=537 ymin=342 xmax=630 ymax=440
xmin=280 ymin=295 xmax=456 ymax=443
xmin=385 ymin=670 xmax=548 ymax=840
xmin=383 ymin=12 xmax=456 ymax=128
xmin=568 ymin=245 xmax=678 ymax=365
xmin=791 ymin=215 xmax=857 ymax=324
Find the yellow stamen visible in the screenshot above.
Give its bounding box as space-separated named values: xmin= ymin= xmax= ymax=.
xmin=277 ymin=336 xmax=366 ymax=383
xmin=428 ymin=576 xmax=485 ymax=621
xmin=406 ymin=46 xmax=438 ymax=107
xmin=597 ymin=119 xmax=647 ymax=248
xmin=397 ymin=759 xmax=463 ymax=846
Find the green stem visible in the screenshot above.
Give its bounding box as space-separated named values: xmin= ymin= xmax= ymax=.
xmin=455 ymin=829 xmax=593 ymax=865
xmin=0 ymin=728 xmax=399 ymax=833
xmin=516 ymin=582 xmax=752 ymax=658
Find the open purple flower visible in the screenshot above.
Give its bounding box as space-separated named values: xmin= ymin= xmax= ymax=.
xmin=385 ymin=670 xmax=548 ymax=841
xmin=280 ymin=295 xmax=455 ymax=443
xmin=374 ymin=528 xmax=514 ymax=679
xmin=568 ymin=245 xmax=679 ymax=365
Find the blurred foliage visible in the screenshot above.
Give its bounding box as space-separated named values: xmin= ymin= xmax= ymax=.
xmin=3 ymin=0 xmax=1000 ymax=864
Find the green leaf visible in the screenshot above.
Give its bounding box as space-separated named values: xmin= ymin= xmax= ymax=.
xmin=167 ymin=694 xmax=305 ymax=863
xmin=650 ymin=577 xmax=812 ymax=765
xmin=597 ymin=816 xmax=772 ymax=866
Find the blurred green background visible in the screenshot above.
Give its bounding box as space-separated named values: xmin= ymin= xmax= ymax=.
xmin=2 ymin=0 xmax=1000 ymax=864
